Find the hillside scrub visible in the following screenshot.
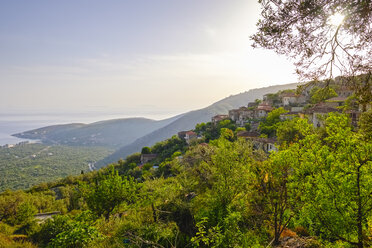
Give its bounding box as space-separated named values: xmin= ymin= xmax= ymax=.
xmin=0 ymin=113 xmax=371 ymax=247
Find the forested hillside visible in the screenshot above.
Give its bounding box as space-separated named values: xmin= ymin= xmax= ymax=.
xmin=0 ymin=144 xmax=112 ymax=191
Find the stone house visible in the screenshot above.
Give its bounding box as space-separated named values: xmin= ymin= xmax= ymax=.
xmin=305 ymin=103 xmax=340 ymax=127
xmin=229 ymin=107 xmax=255 ymax=126
xmin=248 ymin=102 xmax=257 ymax=108
xmin=140 ymin=154 xmax=157 ymax=164
xmin=185 ymin=131 xmax=198 ymax=144
xmin=336 ymin=86 xmax=354 ymax=98
xmin=228 ymin=109 xmax=240 ymax=122
xmin=280 ymin=112 xmax=301 ymax=121
xmin=255 ymin=102 xmax=273 ymax=118
xmin=281 ymin=92 xmax=298 ymax=106
xmin=237 ymin=131 xmax=278 ymax=153
xmin=211 ymin=114 xmax=229 ymax=124
xmin=177 ymin=131 xmax=188 ymax=140
xmin=325 ymin=96 xmax=348 ymax=108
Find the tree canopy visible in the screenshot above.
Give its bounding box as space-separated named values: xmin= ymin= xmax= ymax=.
xmin=251 ymin=0 xmax=371 ymax=80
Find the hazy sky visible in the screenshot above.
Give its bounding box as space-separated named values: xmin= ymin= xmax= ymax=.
xmin=0 ymin=0 xmax=298 ymax=119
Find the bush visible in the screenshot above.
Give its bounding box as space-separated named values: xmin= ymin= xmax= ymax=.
xmin=13 ymin=202 xmax=37 ymax=225
xmin=31 ymin=215 xmax=70 ymax=245
xmin=32 ymin=212 xmax=103 ymax=247
xmin=49 ymin=221 xmax=103 ymax=248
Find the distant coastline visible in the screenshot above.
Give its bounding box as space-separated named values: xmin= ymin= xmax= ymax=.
xmin=0 ymin=112 xmax=175 ymax=146
xmin=0 ymin=135 xmax=39 ymax=147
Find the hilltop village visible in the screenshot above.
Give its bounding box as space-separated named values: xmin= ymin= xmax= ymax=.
xmin=137 ymin=80 xmax=366 ymax=168
xmin=1 ymin=78 xmax=371 ymax=248
xmin=176 ymin=82 xmax=363 ymax=155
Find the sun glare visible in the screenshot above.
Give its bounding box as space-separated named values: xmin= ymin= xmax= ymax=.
xmin=328 ymin=13 xmax=344 ymax=26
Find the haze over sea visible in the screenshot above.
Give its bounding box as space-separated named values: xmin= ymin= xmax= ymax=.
xmin=0 ymin=111 xmax=178 ymax=146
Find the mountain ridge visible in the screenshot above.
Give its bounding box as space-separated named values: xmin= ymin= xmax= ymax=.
xmin=13 ymin=116 xmax=182 ymax=149
xmin=97 ymin=82 xmax=300 ymax=166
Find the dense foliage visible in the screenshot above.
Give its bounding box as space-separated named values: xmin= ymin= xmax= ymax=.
xmin=0 ymin=113 xmax=371 ymax=247
xmin=251 ymin=0 xmax=371 ymax=80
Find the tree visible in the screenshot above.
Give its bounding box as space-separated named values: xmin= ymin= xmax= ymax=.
xmin=276 ymin=117 xmax=308 ymax=145
xmin=50 ymin=220 xmax=102 ymax=248
xmin=252 ymin=0 xmax=371 ymax=80
xmin=292 ymin=114 xmax=372 ymax=247
xmin=141 ymin=146 xmax=152 ymax=154
xmin=195 ymin=122 xmax=207 ymax=134
xmin=359 ymin=108 xmax=372 ymax=140
xmin=81 ymin=169 xmax=139 ymax=219
xmin=35 ymin=212 xmax=103 ymax=248
xmin=259 ymin=107 xmax=287 ymax=137
xmin=13 ymin=202 xmax=37 ymax=225
xmin=252 ymin=1 xmax=371 ymax=112
xmin=255 ymin=148 xmax=300 ymax=245
xmin=192 ymin=137 xmax=257 ymax=246
xmin=309 ymin=86 xmax=338 ymax=104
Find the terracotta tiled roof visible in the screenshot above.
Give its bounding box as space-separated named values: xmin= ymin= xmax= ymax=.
xmin=212 ymin=115 xmax=229 ymax=123
xmin=257 ymin=102 xmax=274 ymax=111
xmin=185 ymin=131 xmax=197 ymax=136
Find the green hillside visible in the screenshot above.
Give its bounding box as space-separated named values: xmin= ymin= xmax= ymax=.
xmin=0 ymin=143 xmax=112 ymax=191
xmin=1 ymin=110 xmax=371 ymax=247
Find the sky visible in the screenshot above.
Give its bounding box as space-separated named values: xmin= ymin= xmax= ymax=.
xmin=0 ymin=0 xmax=298 ymax=119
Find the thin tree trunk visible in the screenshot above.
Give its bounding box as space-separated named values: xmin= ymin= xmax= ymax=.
xmin=152 ymin=203 xmax=157 ymax=222
xmin=274 ymin=203 xmax=280 ymax=245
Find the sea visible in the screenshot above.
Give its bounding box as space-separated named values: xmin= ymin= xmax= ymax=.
xmin=0 ymin=112 xmax=172 ymax=146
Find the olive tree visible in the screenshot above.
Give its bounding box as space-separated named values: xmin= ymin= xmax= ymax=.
xmin=251 ymin=0 xmax=371 ymax=110
xmin=81 ymin=169 xmax=139 ymax=219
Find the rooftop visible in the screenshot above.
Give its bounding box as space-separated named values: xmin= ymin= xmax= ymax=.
xmin=326 ymin=96 xmax=348 ymax=102
xmin=237 ymin=131 xmax=260 ymax=138
xmin=185 ymin=131 xmax=197 ymax=136
xmin=257 ymin=102 xmax=274 ymax=111
xmin=305 ymin=103 xmax=340 ymax=114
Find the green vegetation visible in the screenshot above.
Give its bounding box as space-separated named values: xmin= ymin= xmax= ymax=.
xmin=0 ymin=111 xmax=371 ymax=247
xmin=0 ymin=144 xmax=112 ymax=191
xmin=309 ymin=86 xmax=338 ymax=104
xmin=251 ymin=0 xmax=370 ymax=81
xmin=195 ymin=119 xmax=236 ymax=142
xmin=359 ymin=109 xmax=372 ymax=141
xmin=258 ymin=107 xmax=287 ymax=138
xmin=97 ymin=82 xmax=300 ymax=166
xmin=80 ymin=169 xmax=139 ymax=219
